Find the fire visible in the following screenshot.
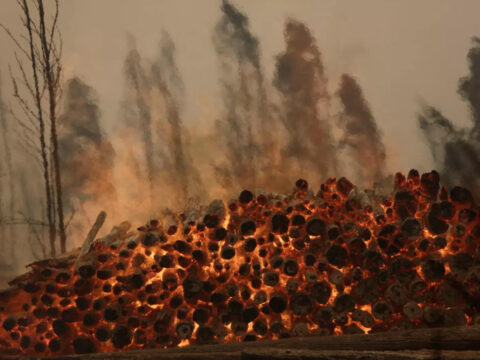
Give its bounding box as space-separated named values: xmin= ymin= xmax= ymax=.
xmin=0 ymin=169 xmax=479 ymax=356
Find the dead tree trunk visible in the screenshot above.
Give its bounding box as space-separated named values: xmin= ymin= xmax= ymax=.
xmin=37 ymin=0 xmax=67 ymax=253
xmin=22 ymin=0 xmax=56 ymax=256
xmin=0 ymin=74 xmax=8 ymax=263
xmin=0 ymin=78 xmax=16 ymax=263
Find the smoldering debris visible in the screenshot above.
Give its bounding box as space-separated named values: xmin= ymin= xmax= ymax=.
xmin=2 ymin=171 xmax=480 ymax=356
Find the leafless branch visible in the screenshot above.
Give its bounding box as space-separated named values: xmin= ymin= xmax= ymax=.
xmin=49 ymin=0 xmax=59 ymax=52
xmin=13 ymin=53 xmax=36 ymax=100
xmin=15 ymin=136 xmax=42 ymax=165
xmin=14 ymin=119 xmax=38 ymax=145
xmin=12 ymin=90 xmax=38 ymax=122
xmin=0 ymin=24 xmax=31 ymax=61
xmin=64 ymin=209 xmax=76 ymax=230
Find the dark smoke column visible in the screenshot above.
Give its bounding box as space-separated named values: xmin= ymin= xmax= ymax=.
xmin=337 ymin=74 xmax=386 ymax=183
xmin=418 ymin=106 xmax=480 ymax=195
xmin=459 ymin=37 xmax=480 ymax=143
xmin=151 ymin=31 xmax=204 ymax=203
xmin=123 ymin=40 xmax=156 ymax=205
xmin=212 ymin=0 xmax=276 ymax=191
xmin=274 ymin=20 xmax=337 ymax=178
xmin=418 ymin=37 xmax=480 ymax=197
xmin=121 ymin=33 xmax=204 ymax=210
xmin=58 ymin=78 xmax=115 ymax=232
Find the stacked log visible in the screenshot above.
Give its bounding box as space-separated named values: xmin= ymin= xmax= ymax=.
xmin=0 ymin=170 xmax=479 ymax=357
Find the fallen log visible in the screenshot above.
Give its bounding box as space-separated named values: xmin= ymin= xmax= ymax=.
xmin=1 ymin=325 xmax=479 ymax=360
xmin=159 ymin=325 xmax=480 ymax=353
xmin=74 ymin=211 xmax=107 ymax=272
xmin=241 ymin=349 xmax=480 ymax=360
xmin=0 ymin=351 xmax=242 ymax=360
xmin=3 ymin=349 xmax=480 ymax=360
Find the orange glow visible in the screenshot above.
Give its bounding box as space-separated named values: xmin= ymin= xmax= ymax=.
xmin=0 ymin=170 xmax=478 ymax=356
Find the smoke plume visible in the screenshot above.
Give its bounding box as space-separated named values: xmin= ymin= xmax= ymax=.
xmin=121 ymin=32 xmax=204 ymax=213
xmin=212 ymin=0 xmax=278 ymax=193
xmin=418 ymin=106 xmax=480 ymax=195
xmin=123 ymin=39 xmax=157 ymax=205
xmin=337 ymin=74 xmax=386 ymax=184
xmin=459 ymin=37 xmax=480 ymax=142
xmin=58 ymin=77 xmax=115 ymax=235
xmin=419 ymin=37 xmax=480 ymax=197
xmin=150 ymin=31 xmax=205 ymax=203
xmin=274 ymin=19 xmax=337 ymax=181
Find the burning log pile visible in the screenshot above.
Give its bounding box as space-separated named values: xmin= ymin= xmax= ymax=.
xmin=1 ymin=169 xmax=480 ymax=357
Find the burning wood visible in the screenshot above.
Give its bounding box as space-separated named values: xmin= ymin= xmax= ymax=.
xmin=1 ymin=170 xmax=480 ymax=357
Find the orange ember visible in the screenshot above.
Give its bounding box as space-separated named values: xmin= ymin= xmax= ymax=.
xmin=1 ymin=169 xmax=480 ymax=356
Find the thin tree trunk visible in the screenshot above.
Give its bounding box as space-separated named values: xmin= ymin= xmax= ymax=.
xmin=0 ymin=75 xmax=16 ymax=263
xmin=0 ymin=74 xmax=14 ymax=222
xmin=38 ymin=0 xmax=67 ymax=253
xmin=50 ymin=152 xmax=57 ymax=238
xmin=23 ymin=0 xmax=56 ymax=257
xmin=0 ymin=159 xmax=5 ymax=265
xmin=0 ymin=75 xmax=7 ymax=264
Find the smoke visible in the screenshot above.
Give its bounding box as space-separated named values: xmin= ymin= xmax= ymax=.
xmin=418 ymin=107 xmax=455 ymax=165
xmin=418 ymin=37 xmax=480 ymax=197
xmin=58 ymin=77 xmax=115 ymax=236
xmin=0 ymin=0 xmax=436 ymax=280
xmin=18 ymin=169 xmax=47 ymax=260
xmin=418 ymin=106 xmax=480 ymax=195
xmin=212 ymin=0 xmax=279 ymax=193
xmin=150 ymin=31 xmax=205 ymax=203
xmin=459 ymin=37 xmax=480 ymax=141
xmin=444 ymin=140 xmax=480 ymax=190
xmin=337 ymin=74 xmax=386 ymax=184
xmin=112 ymin=2 xmax=388 ymax=206
xmin=120 ymin=32 xmax=205 ymax=214
xmin=123 ymin=38 xmax=156 ymax=205
xmin=274 ymin=19 xmax=337 ymax=181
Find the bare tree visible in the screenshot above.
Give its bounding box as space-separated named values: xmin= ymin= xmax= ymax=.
xmin=2 ymin=0 xmax=65 ymax=256
xmin=38 ymin=0 xmax=66 ymax=253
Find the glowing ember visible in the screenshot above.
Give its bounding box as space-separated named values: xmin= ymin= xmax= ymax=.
xmin=1 ymin=170 xmax=480 ymax=356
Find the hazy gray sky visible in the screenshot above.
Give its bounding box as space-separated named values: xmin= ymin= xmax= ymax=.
xmin=1 ymin=0 xmax=479 ymax=174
